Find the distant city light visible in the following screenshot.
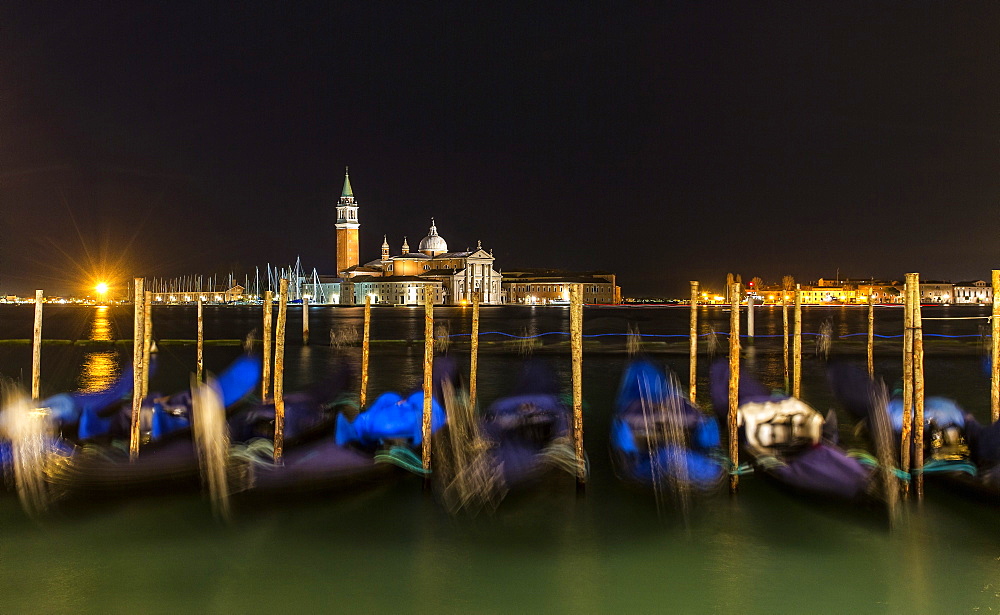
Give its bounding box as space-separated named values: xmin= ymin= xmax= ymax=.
xmin=95 ymin=282 xmax=109 ymax=295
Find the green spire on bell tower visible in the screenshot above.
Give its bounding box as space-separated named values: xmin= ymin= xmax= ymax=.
xmin=341 ymin=166 xmax=353 ymax=199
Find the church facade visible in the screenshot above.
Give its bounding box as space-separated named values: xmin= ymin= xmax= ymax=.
xmin=334 ymin=170 xmax=503 ymax=305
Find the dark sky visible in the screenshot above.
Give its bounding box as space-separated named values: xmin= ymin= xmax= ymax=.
xmin=1 ymin=2 xmax=997 ymax=297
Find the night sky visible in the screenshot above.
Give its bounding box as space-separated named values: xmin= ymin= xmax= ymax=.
xmin=1 ymin=2 xmax=996 ymax=297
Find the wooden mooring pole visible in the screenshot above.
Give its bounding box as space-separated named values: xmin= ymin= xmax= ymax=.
xmin=421 ymin=290 xmax=434 ymax=475
xmin=793 ymin=284 xmax=802 ymax=398
xmin=31 ymin=290 xmax=43 ymax=400
xmin=728 ymin=282 xmax=741 ymax=493
xmin=571 ymin=284 xmax=586 ymax=489
xmin=262 ymin=291 xmax=273 ymax=402
xmin=992 ymin=269 xmax=1000 ymax=423
xmin=469 ymin=291 xmax=480 ymax=411
xmin=911 ymin=273 xmax=925 ymax=498
xmin=900 ymin=275 xmax=915 ymax=496
xmin=273 ymin=279 xmax=288 ymax=464
xmin=867 ymin=291 xmax=875 ymax=378
xmin=302 ymin=296 xmax=310 ymax=345
xmin=196 ymin=297 xmax=204 ymax=383
xmin=360 ymin=294 xmax=371 ymax=408
xmin=130 ymin=278 xmax=145 ymax=461
xmin=689 ymin=281 xmax=698 ymax=402
xmin=783 ymin=277 xmax=793 ymax=393
xmin=142 ymin=290 xmax=152 ymax=398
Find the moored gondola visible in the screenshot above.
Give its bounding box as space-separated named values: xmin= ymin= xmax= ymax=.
xmin=611 ymin=359 xmax=725 ymax=496
xmin=710 ymin=360 xmax=883 ymax=502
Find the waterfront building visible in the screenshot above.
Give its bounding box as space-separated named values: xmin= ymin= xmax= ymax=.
xmin=299 ymin=275 xmax=343 ymax=305
xmin=502 ymin=270 xmax=620 ymax=305
xmin=149 ymin=285 xmax=246 ymax=304
xmin=953 ymin=280 xmax=993 ymax=304
xmin=754 ymin=279 xmax=903 ymax=304
xmin=919 ymin=281 xmax=955 ymax=304
xmin=891 ymin=281 xmax=955 ymax=304
xmin=342 ymin=220 xmax=503 ymax=306
xmin=350 ymin=276 xmax=446 ymax=306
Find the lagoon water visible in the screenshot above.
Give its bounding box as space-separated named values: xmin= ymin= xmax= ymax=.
xmin=0 ymin=304 xmax=997 ymax=613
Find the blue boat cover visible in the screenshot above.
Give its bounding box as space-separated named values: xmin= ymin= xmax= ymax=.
xmin=141 ymin=354 xmax=261 ymax=440
xmin=886 ymin=396 xmax=965 ymax=433
xmin=336 ymin=391 xmax=445 ymax=448
xmin=41 ymin=364 xmax=135 ymax=428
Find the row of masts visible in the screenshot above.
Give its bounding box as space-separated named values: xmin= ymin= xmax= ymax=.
xmin=130 ymin=257 xmax=324 ymax=302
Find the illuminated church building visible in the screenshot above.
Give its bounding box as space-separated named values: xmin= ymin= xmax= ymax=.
xmin=335 ymin=169 xmax=503 ymax=305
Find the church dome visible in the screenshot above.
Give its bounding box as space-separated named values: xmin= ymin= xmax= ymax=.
xmin=418 ymin=218 xmax=448 ymax=255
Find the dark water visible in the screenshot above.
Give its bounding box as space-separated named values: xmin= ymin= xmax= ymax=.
xmin=0 ymin=305 xmax=997 ymax=613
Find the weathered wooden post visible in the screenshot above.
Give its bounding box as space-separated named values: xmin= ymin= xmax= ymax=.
xmin=793 ymin=284 xmax=802 ymax=398
xmin=911 ymin=273 xmax=925 ymax=498
xmin=992 ymin=269 xmax=1000 ymax=422
xmin=689 ymin=281 xmax=699 ymax=402
xmin=728 ymin=282 xmax=741 ymax=493
xmin=196 ymin=297 xmax=204 ymax=383
xmin=142 ymin=290 xmax=152 ymax=398
xmin=302 ymin=296 xmax=310 ymax=345
xmin=421 ymin=289 xmax=434 ymax=475
xmin=273 ymin=278 xmax=288 ymax=464
xmin=31 ymin=290 xmax=43 ymax=400
xmin=360 ymin=294 xmax=371 ymax=408
xmin=130 ymin=278 xmax=145 ymax=461
xmin=746 ymin=294 xmax=755 ymax=342
xmin=782 ymin=276 xmax=794 ymax=393
xmin=262 ymin=291 xmax=273 ymax=401
xmin=867 ymin=291 xmax=875 ymax=378
xmin=900 ymin=275 xmax=915 ymax=496
xmin=469 ymin=290 xmax=481 ymax=411
xmin=571 ymin=284 xmax=586 ymax=489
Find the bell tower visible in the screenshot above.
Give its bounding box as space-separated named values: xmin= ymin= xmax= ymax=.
xmin=335 ymin=167 xmax=359 ymax=275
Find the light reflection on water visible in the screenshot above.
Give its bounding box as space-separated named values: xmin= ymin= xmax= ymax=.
xmin=88 ymin=306 xmax=113 ymax=342
xmin=77 ymin=306 xmax=121 ymax=392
